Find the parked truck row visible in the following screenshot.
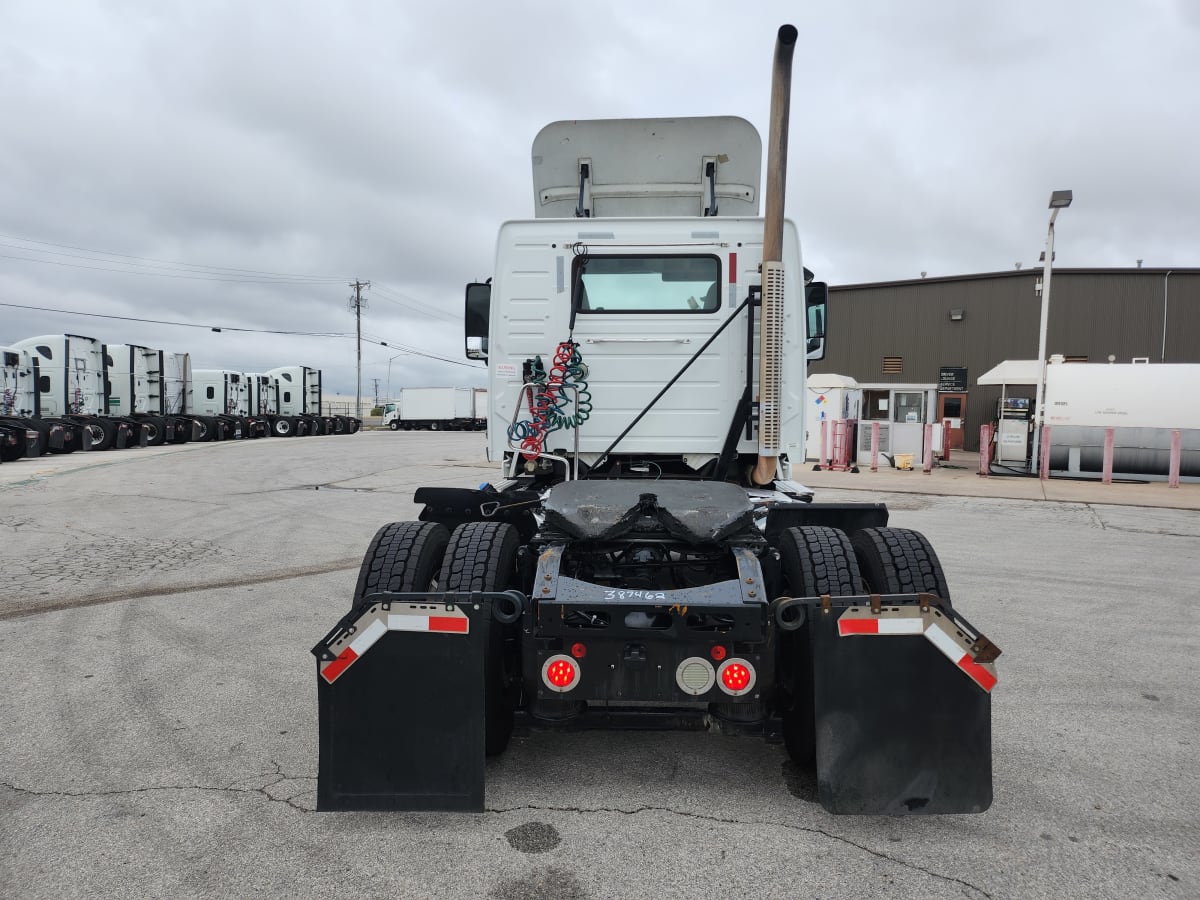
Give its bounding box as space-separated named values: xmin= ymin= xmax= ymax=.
xmin=0 ymin=333 xmax=360 ymax=461
xmin=381 ymin=386 xmax=487 ymax=431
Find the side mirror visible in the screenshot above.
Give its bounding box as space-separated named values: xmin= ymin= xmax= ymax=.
xmin=464 ymin=282 xmax=491 ymax=361
xmin=805 ymin=281 xmax=828 ymax=361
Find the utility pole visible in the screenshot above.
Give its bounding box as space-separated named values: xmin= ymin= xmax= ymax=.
xmin=348 ymin=280 xmax=370 ymax=418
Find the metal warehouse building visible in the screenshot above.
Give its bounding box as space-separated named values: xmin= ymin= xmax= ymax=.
xmin=809 ymin=267 xmax=1200 ymax=451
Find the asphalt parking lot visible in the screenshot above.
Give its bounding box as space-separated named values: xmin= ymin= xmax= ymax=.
xmin=2 ymin=432 xmax=1197 ymax=899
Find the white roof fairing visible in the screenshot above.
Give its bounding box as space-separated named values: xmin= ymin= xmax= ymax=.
xmin=531 ymin=117 xmax=762 ymax=219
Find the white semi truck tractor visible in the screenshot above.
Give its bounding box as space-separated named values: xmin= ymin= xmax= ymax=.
xmin=265 ymin=365 xmax=360 ymax=436
xmin=1 ymin=346 xmax=56 ymax=458
xmin=105 ymin=343 xmax=199 ymax=444
xmin=191 ymin=369 xmax=254 ymax=440
xmin=314 ymin=25 xmax=1000 ymax=816
xmin=12 ymin=335 xmax=144 ymax=451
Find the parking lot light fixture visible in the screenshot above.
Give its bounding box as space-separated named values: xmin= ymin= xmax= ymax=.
xmin=1031 ymin=189 xmax=1073 ymax=474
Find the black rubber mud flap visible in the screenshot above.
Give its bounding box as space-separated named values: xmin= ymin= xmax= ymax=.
xmin=809 ymin=597 xmax=994 ymax=815
xmin=313 ymin=592 xmax=490 ymax=811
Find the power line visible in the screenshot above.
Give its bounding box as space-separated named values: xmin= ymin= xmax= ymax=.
xmin=0 ymin=298 xmax=484 ymax=370
xmin=0 ymin=251 xmax=348 ymax=284
xmin=0 ymin=299 xmax=350 ymax=336
xmin=0 ymin=232 xmax=352 ymax=281
xmin=365 ymin=335 xmax=483 ymax=369
xmin=371 ymin=282 xmax=457 ymax=321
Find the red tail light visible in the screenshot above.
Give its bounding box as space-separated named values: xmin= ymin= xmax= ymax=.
xmin=541 ymin=654 xmax=580 ymax=693
xmin=716 ymin=658 xmax=757 ymax=696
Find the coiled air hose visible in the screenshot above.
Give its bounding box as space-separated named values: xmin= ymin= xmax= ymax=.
xmin=509 ymin=340 xmax=592 ymax=460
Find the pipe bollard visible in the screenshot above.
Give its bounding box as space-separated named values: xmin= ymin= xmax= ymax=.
xmin=816 ymin=418 xmax=828 ymax=471
xmin=923 ymin=423 xmax=934 ymax=474
xmin=979 ymin=424 xmax=992 ymax=477
xmin=1102 ymin=428 xmax=1115 ymax=484
xmin=1169 ymin=430 xmax=1181 ymax=488
xmin=1039 ymin=427 xmax=1052 ymax=480
xmin=871 ymin=421 xmax=880 ymax=472
xmin=943 ymin=418 xmax=952 ymax=461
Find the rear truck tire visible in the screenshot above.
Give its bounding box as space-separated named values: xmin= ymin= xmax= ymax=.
xmin=143 ymin=417 xmax=166 ymax=446
xmin=438 ymin=521 xmax=522 ymax=757
xmin=89 ymin=418 xmax=117 ymax=451
xmin=272 ymin=417 xmax=293 ymax=437
xmin=352 ymin=521 xmax=450 ymax=609
xmin=851 ymin=527 xmax=950 ymax=600
xmin=777 ymin=526 xmax=865 ymax=766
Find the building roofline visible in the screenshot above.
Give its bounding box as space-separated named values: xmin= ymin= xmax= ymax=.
xmin=832 ymin=267 xmax=1200 ymax=291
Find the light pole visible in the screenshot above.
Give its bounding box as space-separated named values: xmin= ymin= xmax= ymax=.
xmin=386 ymin=353 xmax=405 ymax=404
xmin=1030 ymin=189 xmax=1073 ymax=474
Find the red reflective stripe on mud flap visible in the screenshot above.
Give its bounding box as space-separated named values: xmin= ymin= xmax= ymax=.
xmin=429 ymin=616 xmax=468 ymax=634
xmin=321 ymin=647 xmax=358 ymax=684
xmin=838 ymin=618 xmax=880 ymax=636
xmin=957 ymin=654 xmax=997 ymax=692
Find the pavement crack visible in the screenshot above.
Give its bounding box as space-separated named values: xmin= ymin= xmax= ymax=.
xmin=1084 ymin=504 xmax=1108 ymax=530
xmin=485 ymin=802 xmax=993 ymax=899
xmin=0 ymin=560 xmax=359 ymax=620
xmin=1 ymin=764 xmax=318 ymax=813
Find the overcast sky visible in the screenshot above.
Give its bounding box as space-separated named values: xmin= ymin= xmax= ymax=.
xmin=2 ymin=1 xmax=1196 ymax=399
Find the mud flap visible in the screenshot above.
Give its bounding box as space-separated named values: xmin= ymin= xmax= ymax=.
xmin=809 ymin=596 xmax=996 ymax=815
xmin=312 ymin=593 xmax=492 ymax=811
xmin=48 ymin=425 xmax=66 ymax=451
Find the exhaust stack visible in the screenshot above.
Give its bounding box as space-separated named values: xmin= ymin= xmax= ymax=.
xmin=752 ymin=24 xmax=797 ymax=487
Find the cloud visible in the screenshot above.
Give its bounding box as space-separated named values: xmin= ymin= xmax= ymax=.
xmin=0 ymin=0 xmax=1195 ymax=395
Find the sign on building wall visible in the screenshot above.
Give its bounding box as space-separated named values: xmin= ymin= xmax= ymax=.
xmin=938 ymin=366 xmax=968 ymax=392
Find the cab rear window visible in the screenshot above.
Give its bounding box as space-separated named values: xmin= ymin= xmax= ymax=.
xmin=573 ymin=255 xmax=720 ymax=313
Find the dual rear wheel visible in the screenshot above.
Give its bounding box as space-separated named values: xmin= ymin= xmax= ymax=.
xmin=352 ymin=519 xmax=521 ymax=757
xmin=777 ymin=525 xmax=949 ymax=764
